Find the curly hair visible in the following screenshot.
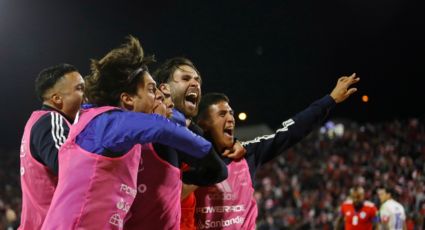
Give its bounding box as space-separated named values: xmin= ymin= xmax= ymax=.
xmin=85 ymin=35 xmax=154 ymax=106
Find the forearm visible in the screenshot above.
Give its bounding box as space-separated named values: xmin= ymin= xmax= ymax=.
xmin=113 ymin=112 xmax=213 ymax=158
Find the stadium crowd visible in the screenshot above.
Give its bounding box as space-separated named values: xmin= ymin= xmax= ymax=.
xmin=255 ymin=118 xmax=425 ymax=229
xmin=1 ymin=118 xmax=424 ymax=229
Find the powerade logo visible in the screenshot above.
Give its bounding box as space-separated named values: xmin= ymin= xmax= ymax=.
xmin=196 ymin=205 xmax=245 ymax=213
xmin=198 ymin=216 xmax=245 ymax=229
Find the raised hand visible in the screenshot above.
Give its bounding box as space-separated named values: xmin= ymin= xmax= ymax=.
xmin=330 ymin=73 xmax=360 ymax=103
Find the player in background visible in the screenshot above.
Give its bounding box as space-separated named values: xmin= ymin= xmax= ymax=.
xmin=377 ymin=185 xmax=407 ymax=230
xmin=335 ymin=186 xmax=378 ymax=230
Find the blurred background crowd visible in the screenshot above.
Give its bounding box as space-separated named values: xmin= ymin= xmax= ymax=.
xmin=254 ymin=118 xmax=425 ymax=229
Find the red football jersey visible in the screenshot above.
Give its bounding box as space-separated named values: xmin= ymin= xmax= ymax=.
xmin=340 ymin=200 xmax=378 ymax=230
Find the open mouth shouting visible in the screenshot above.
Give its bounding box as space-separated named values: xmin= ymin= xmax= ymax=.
xmin=223 ymin=125 xmax=234 ymax=139
xmin=185 ymin=89 xmax=199 ymax=111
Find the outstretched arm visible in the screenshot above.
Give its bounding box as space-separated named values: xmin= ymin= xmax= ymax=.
xmin=243 ymin=73 xmax=359 ymax=174
xmin=83 ymin=111 xmax=213 ymax=158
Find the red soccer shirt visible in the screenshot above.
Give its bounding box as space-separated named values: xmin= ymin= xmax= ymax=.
xmin=340 ymin=200 xmax=378 ymax=230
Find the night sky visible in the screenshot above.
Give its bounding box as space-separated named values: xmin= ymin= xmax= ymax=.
xmin=1 ymin=0 xmax=424 ymax=150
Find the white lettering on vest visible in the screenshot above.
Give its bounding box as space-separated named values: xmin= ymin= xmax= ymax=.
xmin=196 ymin=205 xmax=245 ymax=214
xmin=138 ymin=184 xmax=147 ymax=194
xmin=120 ymin=184 xmax=137 ymax=198
xmin=198 ymin=216 xmax=245 ymax=229
xmin=109 ymin=213 xmax=123 ymax=228
xmin=116 ymin=198 xmax=131 ymax=213
xmin=20 ymin=139 xmax=26 ymax=157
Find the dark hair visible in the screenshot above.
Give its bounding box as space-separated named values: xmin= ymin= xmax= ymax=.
xmin=85 ymin=35 xmax=154 ymax=106
xmin=153 ymin=57 xmax=200 ymax=84
xmin=196 ymin=93 xmax=230 ymax=121
xmin=378 ymin=185 xmax=398 ymax=198
xmin=35 ymin=63 xmax=78 ymax=101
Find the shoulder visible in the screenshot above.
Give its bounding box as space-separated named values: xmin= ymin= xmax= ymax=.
xmin=342 ymin=200 xmax=353 ymax=205
xmin=341 ymin=200 xmax=352 ymax=210
xmin=364 ymin=200 xmax=376 ymax=208
xmin=389 ymin=200 xmax=406 ymax=212
xmin=33 ymin=111 xmax=69 ymax=131
xmin=364 ymin=201 xmax=378 ymax=213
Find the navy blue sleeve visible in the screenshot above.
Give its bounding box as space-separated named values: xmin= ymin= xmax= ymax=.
xmin=150 ymin=120 xmax=227 ymax=185
xmin=181 ymin=150 xmax=228 ymax=186
xmin=76 ymin=110 xmax=212 ymax=158
xmin=150 ymin=120 xmax=227 ymax=186
xmin=30 ymin=112 xmax=70 ymax=174
xmin=243 ymin=95 xmax=336 ymax=178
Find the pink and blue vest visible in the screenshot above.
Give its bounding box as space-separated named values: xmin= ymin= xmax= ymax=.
xmin=19 ymin=110 xmax=69 ymax=230
xmin=42 ymin=107 xmax=141 ymax=230
xmin=194 ymin=159 xmax=257 ymax=230
xmin=124 ymin=143 xmax=182 ymax=230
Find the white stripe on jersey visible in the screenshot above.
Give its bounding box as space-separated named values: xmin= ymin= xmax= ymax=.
xmin=50 ymin=112 xmax=66 ymax=149
xmin=241 ymin=119 xmax=295 ymax=146
xmin=57 ymin=113 xmax=66 ymax=145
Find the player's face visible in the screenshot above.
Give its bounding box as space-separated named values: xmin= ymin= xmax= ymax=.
xmin=55 ymin=71 xmax=85 ymax=119
xmin=168 ymin=65 xmax=201 ymax=118
xmin=131 ymin=73 xmax=156 ymax=114
xmin=201 ymin=101 xmax=235 ymax=152
xmin=377 ymin=189 xmax=390 ymax=203
xmin=159 ymin=83 xmax=174 ymax=118
xmin=153 ymin=88 xmax=167 ymax=117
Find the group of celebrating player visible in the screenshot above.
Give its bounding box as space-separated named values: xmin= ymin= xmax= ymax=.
xmin=18 ymin=35 xmax=404 ymax=229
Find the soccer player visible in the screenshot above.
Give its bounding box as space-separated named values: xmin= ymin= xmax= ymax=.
xmin=377 ymin=186 xmax=407 ymax=230
xmin=19 ymin=63 xmax=84 ymax=229
xmin=124 ymin=83 xmax=227 ymax=230
xmin=153 ymin=57 xmax=246 ymax=229
xmin=190 ymin=73 xmax=360 ymax=229
xmin=42 ymin=36 xmax=227 ymax=229
xmin=153 ymin=57 xmax=244 ymax=158
xmin=335 ymin=186 xmax=378 ymax=230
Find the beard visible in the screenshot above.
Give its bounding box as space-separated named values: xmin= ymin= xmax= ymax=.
xmin=172 ymin=93 xmax=198 ymax=118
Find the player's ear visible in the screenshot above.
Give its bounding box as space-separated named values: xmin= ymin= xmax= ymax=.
xmin=50 ymin=93 xmax=63 ymax=108
xmin=159 ymin=83 xmax=169 ymax=92
xmin=120 ymin=92 xmax=135 ymax=110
